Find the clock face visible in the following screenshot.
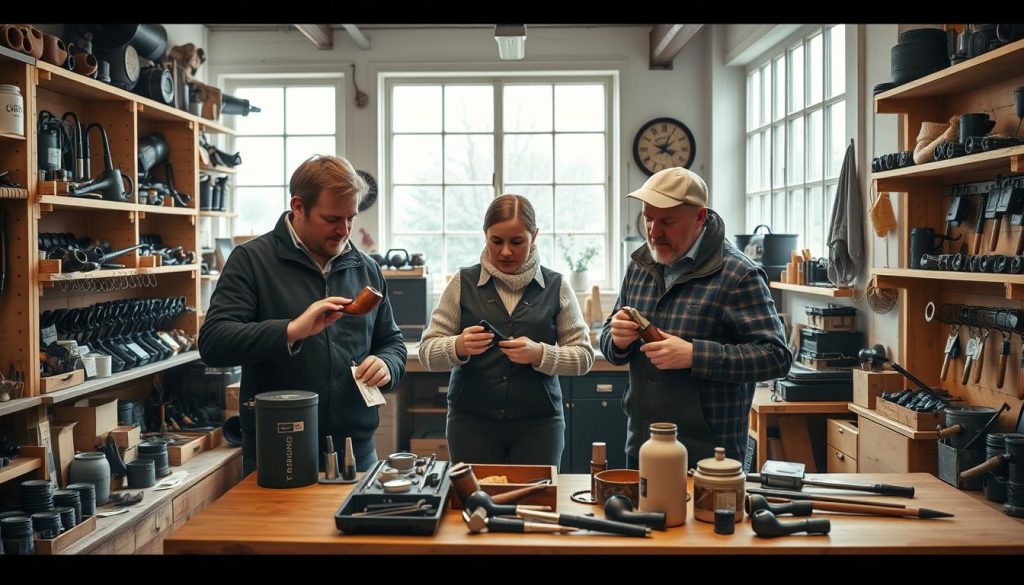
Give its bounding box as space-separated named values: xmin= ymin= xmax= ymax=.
xmin=632 ymin=117 xmax=695 ymax=176
xmin=357 ymin=170 xmax=378 ymax=212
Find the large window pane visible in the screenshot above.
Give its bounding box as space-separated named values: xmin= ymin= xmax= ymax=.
xmin=828 ymin=26 xmax=846 ymax=98
xmin=824 ymin=182 xmax=838 ymax=228
xmin=446 ymin=235 xmax=486 ymax=274
xmin=444 ymin=187 xmax=494 ymax=231
xmin=504 ymin=85 xmax=552 ymax=132
xmin=555 ymin=234 xmax=606 ymax=282
xmin=773 ymin=191 xmax=786 ymax=232
xmin=286 ymin=87 xmax=335 ymax=135
xmin=826 ymin=101 xmax=846 ymax=179
xmin=508 ymin=185 xmax=554 ymax=231
xmin=234 ymin=87 xmax=283 ymax=135
xmin=555 ymin=185 xmax=605 ymax=232
xmin=504 ymin=134 xmax=553 ymax=183
xmin=555 ymin=134 xmax=604 ymax=182
xmin=772 ymin=124 xmax=785 ymax=189
xmin=788 ymin=117 xmax=804 ymax=185
xmin=807 ymin=109 xmax=823 ymax=182
xmin=393 ymin=135 xmax=442 ymax=183
xmin=236 ymin=187 xmax=287 ymax=235
xmin=393 ymin=85 xmax=441 ymax=132
xmin=773 ymin=56 xmax=786 ymax=121
xmin=808 ymin=32 xmax=823 ymax=106
xmin=445 ymin=85 xmax=493 ymax=132
xmin=535 ymin=234 xmax=555 ymax=268
xmin=760 ymin=63 xmax=771 ymax=130
xmin=760 ymin=128 xmax=771 ymax=191
xmin=236 ymin=137 xmax=284 ymax=186
xmin=393 ymin=186 xmax=443 ymax=232
xmin=391 ymin=235 xmax=443 ymax=268
xmin=286 ymin=136 xmax=337 ymax=179
xmin=750 ymin=69 xmax=761 ymax=129
xmin=807 ymin=185 xmax=823 ymax=256
xmin=555 ymin=85 xmax=605 ymax=131
xmin=789 ymin=45 xmax=804 ymax=113
xmin=445 ymin=135 xmax=493 ymax=183
xmin=789 ymin=189 xmax=805 ymax=250
xmin=749 ymin=133 xmax=762 ymax=191
xmin=747 ymin=195 xmax=762 ymax=232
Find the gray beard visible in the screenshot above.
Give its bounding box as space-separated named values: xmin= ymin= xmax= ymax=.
xmin=648 ymin=241 xmax=684 ymax=265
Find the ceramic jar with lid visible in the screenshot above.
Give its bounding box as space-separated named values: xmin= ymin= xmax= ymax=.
xmin=0 ymin=84 xmax=24 ymax=136
xmin=693 ymin=446 xmax=745 ymax=523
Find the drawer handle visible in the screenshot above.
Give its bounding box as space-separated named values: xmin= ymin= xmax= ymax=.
xmin=835 ymin=451 xmax=844 ymax=460
xmin=595 ymin=384 xmax=614 ymax=393
xmin=601 ymin=401 xmax=607 ymax=408
xmin=837 ymin=427 xmax=844 ymax=434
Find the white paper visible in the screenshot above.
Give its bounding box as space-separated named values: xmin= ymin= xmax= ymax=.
xmin=351 ymin=366 xmax=386 ymax=408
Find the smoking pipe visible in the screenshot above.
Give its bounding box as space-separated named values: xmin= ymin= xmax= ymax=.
xmin=751 ymin=509 xmax=830 ymax=538
xmin=464 ymin=490 xmax=548 ymax=517
xmin=603 ymin=495 xmax=667 ymax=530
xmin=461 ymin=508 xmax=575 ymax=534
xmin=744 ymin=494 xmax=813 ymax=517
xmin=623 ymin=306 xmax=666 ymax=342
xmin=336 ymin=286 xmax=383 ymax=315
xmin=465 ymin=491 xmax=649 ymax=537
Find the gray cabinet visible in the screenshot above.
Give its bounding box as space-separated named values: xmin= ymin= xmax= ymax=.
xmin=562 ymin=373 xmax=628 ymax=473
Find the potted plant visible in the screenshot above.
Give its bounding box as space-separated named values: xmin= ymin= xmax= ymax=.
xmin=559 ymin=237 xmax=599 ymax=292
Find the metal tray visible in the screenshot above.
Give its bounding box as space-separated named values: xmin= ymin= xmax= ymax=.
xmin=334 ymin=460 xmax=451 ymax=536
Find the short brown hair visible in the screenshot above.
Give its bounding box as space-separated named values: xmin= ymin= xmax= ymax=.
xmin=289 ymin=155 xmax=367 ymax=211
xmin=483 ymin=194 xmax=538 ymax=234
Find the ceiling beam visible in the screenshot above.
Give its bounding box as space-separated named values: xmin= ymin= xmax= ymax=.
xmin=294 ymin=25 xmax=333 ymax=50
xmin=649 ymin=24 xmax=703 ymax=70
xmin=342 ymin=24 xmax=372 ymax=50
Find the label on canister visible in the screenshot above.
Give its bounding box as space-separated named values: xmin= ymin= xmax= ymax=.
xmin=0 ymin=84 xmax=24 ymax=136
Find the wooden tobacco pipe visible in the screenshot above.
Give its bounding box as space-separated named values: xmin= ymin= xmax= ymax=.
xmin=623 ymin=306 xmax=666 ymax=342
xmin=336 ymin=286 xmax=383 ymax=315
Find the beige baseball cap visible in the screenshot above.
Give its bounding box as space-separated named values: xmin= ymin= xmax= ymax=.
xmin=627 ymin=167 xmax=708 ymax=208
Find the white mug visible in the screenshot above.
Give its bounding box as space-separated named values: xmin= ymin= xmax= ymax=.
xmin=91 ymin=353 xmax=112 ymax=378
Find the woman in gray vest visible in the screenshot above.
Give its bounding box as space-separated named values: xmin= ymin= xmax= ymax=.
xmin=419 ymin=194 xmax=594 ymax=467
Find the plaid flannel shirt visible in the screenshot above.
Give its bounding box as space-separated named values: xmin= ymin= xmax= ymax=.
xmin=600 ymin=211 xmax=792 ymax=459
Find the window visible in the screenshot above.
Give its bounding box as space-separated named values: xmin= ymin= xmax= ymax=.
xmin=385 ymin=76 xmax=613 ymax=290
xmin=746 ymin=26 xmax=847 ymax=257
xmin=225 ymin=79 xmax=343 ymax=236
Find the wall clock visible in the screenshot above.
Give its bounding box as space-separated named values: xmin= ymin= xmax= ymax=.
xmin=632 ymin=117 xmax=695 ymax=175
xmin=357 ymin=170 xmax=378 ymax=212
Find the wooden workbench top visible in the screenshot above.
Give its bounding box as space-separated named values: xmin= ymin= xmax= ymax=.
xmin=163 ymin=472 xmax=1023 ymax=555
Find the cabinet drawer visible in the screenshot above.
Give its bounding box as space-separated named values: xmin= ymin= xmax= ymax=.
xmin=136 ymin=502 xmax=173 ymax=550
xmin=572 ymin=374 xmax=626 ymax=399
xmin=857 ymin=416 xmax=937 ymax=474
xmin=826 ymin=418 xmax=858 ymax=459
xmin=826 ymin=446 xmax=857 ymax=473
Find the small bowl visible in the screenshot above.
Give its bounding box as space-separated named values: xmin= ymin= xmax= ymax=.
xmin=594 ymin=469 xmax=640 ymax=506
xmin=387 ymin=452 xmax=417 ymax=471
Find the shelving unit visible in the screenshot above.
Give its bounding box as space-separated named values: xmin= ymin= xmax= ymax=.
xmin=770 ymin=282 xmax=856 ymax=297
xmin=865 ymin=33 xmax=1024 ymax=457
xmin=0 ymin=446 xmax=46 ymax=484
xmin=0 ymin=132 xmax=25 ymax=141
xmin=39 ymin=351 xmax=201 ymax=406
xmin=199 ymin=211 xmax=237 ymax=218
xmin=199 ymin=163 xmax=237 ymax=175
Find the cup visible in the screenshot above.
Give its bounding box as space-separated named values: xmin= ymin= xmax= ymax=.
xmin=92 ymin=353 xmax=112 ymax=378
xmin=909 ymin=227 xmax=948 ymax=269
xmin=714 ymin=491 xmax=736 ymax=535
xmin=959 ymin=113 xmax=996 ymax=142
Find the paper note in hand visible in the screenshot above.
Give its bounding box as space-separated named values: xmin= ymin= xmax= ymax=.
xmin=351 ymin=365 xmax=387 ymax=407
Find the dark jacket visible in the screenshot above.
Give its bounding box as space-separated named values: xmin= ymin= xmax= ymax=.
xmin=199 ymin=212 xmax=407 ymax=457
xmin=447 ymin=264 xmax=563 ymax=419
xmin=599 ymin=210 xmax=792 ymax=462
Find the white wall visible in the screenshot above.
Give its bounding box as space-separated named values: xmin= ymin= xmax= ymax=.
xmin=207 ymin=25 xmax=720 ymax=279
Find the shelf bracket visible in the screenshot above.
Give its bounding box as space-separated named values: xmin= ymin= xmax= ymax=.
xmin=1006 ymin=282 xmax=1024 ymax=301
xmin=1011 ymin=155 xmax=1023 ymax=174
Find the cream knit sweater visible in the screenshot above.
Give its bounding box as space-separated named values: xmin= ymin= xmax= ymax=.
xmin=418 ymin=247 xmax=594 ymax=376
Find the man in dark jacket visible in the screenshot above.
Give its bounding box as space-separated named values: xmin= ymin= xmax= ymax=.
xmin=200 ymin=155 xmax=407 ymax=475
xmin=600 ymin=167 xmax=791 ymax=467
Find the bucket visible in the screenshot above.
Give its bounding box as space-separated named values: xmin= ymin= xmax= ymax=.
xmin=255 ymin=390 xmax=318 ymax=488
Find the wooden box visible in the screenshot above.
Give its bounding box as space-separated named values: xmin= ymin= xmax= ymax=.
xmin=853 ymin=370 xmax=904 ymax=409
xmin=122 ymin=445 xmax=138 ymax=463
xmin=54 ymin=397 xmax=118 ymax=438
xmin=807 ymin=313 xmax=856 ymax=332
xmin=33 ymin=515 xmax=96 ymax=555
xmin=40 ymin=369 xmax=85 ymax=394
xmin=168 ymin=435 xmax=206 ymax=466
xmin=875 ymin=399 xmax=943 ymax=431
xmin=111 ymin=425 xmax=141 ymax=450
xmin=410 ymin=437 xmax=449 ymax=460
xmin=50 ymin=422 xmax=77 ymax=487
xmin=180 ymin=426 xmax=223 ymax=450
xmin=449 ymin=463 xmax=558 ymax=511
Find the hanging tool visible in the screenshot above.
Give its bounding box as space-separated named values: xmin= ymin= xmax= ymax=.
xmin=943 ymin=193 xmax=970 ymax=239
xmin=974 ymin=188 xmax=994 ymax=255
xmin=971 ymin=327 xmax=992 ymax=384
xmin=940 ymin=323 xmax=962 ymax=381
xmin=990 ymin=175 xmax=1024 ymax=251
xmin=996 ymin=330 xmax=1012 ymax=389
xmin=962 ymin=327 xmax=981 ymax=385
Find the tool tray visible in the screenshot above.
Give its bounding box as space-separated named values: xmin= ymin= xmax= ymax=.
xmin=334 ymin=460 xmax=451 ymax=535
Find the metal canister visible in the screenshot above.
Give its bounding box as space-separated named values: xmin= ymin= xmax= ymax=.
xmin=943 ymin=406 xmax=997 ymax=449
xmin=255 ymin=390 xmax=318 ymax=489
xmin=1005 ymin=434 xmax=1024 ymax=485
xmin=692 ymin=447 xmax=745 ymax=524
xmin=0 ymin=84 xmax=24 ymax=136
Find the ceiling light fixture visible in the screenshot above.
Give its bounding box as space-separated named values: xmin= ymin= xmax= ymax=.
xmin=495 ymin=24 xmax=527 ymax=60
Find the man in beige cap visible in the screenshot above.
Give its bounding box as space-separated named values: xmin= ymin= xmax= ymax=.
xmin=600 ymin=167 xmax=792 ymax=467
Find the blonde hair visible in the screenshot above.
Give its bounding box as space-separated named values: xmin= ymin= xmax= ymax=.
xmin=483 ymin=194 xmax=538 ymax=235
xmin=289 ymin=154 xmax=367 ymax=210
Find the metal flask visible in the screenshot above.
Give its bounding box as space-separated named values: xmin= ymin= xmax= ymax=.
xmin=255 ymin=390 xmax=319 ymax=488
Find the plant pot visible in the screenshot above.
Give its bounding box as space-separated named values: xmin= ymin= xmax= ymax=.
xmin=570 ymin=270 xmax=589 ymax=292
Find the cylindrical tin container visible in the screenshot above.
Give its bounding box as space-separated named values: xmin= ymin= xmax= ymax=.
xmin=0 ymin=84 xmax=24 ymax=135
xmin=255 ymin=390 xmax=318 ymax=488
xmin=693 ymin=447 xmax=745 ymax=524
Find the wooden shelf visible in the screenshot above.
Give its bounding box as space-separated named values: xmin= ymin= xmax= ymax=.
xmin=872 ymin=267 xmax=1024 ymax=300
xmin=0 ymin=451 xmax=44 ymax=485
xmin=142 ymin=264 xmax=200 ymax=276
xmin=199 ymin=164 xmax=237 ymax=175
xmin=200 ymin=273 xmax=220 ymax=281
xmin=875 ymin=38 xmax=1024 ymax=112
xmin=407 ymin=402 xmax=447 ymax=414
xmin=198 ymin=119 xmax=234 ymax=136
xmin=137 ymin=204 xmax=197 ymax=216
xmin=40 ymin=350 xmax=200 ymax=405
xmin=199 ymin=211 xmax=237 ymax=218
xmin=0 ymin=44 xmax=35 ymax=65
xmin=0 ymin=396 xmax=41 ymax=418
xmin=872 ymin=144 xmax=1024 ymax=191
xmin=0 ymin=132 xmax=25 ymax=141
xmin=849 ymin=403 xmax=939 ymax=440
xmin=36 ymin=195 xmax=136 ymax=213
xmin=770 ymin=282 xmax=856 ymax=297
xmin=39 ymin=267 xmax=139 ymax=284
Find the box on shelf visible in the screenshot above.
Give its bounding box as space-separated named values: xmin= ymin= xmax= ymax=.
xmin=111 ymin=425 xmax=141 ymax=450
xmin=449 ymin=463 xmax=558 ymax=511
xmin=853 ymin=370 xmax=904 ymax=409
xmin=168 ymin=434 xmax=206 ymax=466
xmin=54 ymin=397 xmax=118 ymax=439
xmin=122 ymin=445 xmax=138 ymax=464
xmin=875 ymin=398 xmax=950 ymax=431
xmin=49 ymin=422 xmax=77 ymax=487
xmin=34 ymin=515 xmax=96 ymax=555
xmin=40 ymin=369 xmax=86 ymax=394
